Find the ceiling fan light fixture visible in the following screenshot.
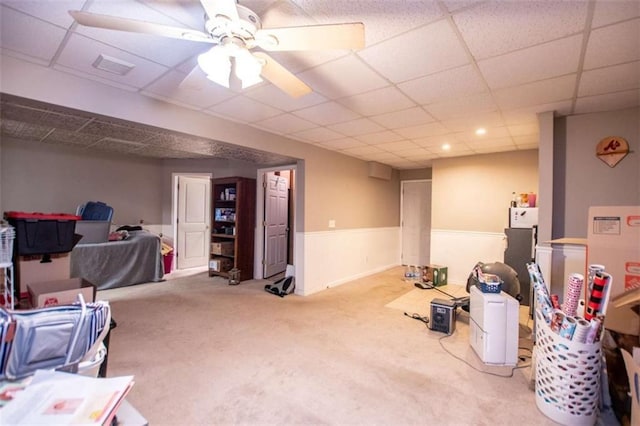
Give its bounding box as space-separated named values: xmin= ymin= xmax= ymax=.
xmin=234 ymin=49 xmax=263 ymax=88
xmin=198 ymin=46 xmax=231 ymax=88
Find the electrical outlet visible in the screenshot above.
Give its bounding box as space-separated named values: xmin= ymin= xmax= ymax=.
xmin=328 ymin=220 xmax=336 ymax=228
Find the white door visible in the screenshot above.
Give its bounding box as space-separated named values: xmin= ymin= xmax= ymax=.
xmin=177 ymin=176 xmax=211 ymax=269
xmin=401 ymin=180 xmax=432 ymax=266
xmin=263 ymin=172 xmax=289 ymax=277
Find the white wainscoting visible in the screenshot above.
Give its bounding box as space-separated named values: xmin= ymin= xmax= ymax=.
xmin=535 ymin=242 xmax=587 ymax=297
xmin=430 ymin=229 xmax=507 ymax=285
xmin=297 ymin=227 xmax=400 ymax=295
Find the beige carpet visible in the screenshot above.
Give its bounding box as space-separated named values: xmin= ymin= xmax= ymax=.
xmin=98 ymin=267 xmax=557 ymax=425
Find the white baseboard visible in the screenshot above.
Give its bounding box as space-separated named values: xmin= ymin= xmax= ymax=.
xmin=298 ymin=227 xmax=400 ymax=295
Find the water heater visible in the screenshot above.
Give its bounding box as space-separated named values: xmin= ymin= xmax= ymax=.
xmin=469 ymin=285 xmax=519 ymax=366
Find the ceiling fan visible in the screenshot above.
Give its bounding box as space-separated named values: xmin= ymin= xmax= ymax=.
xmin=69 ymin=0 xmax=365 ymax=98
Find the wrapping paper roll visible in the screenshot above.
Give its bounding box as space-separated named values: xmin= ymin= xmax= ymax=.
xmin=573 ymin=318 xmax=590 ymax=343
xmin=562 ymin=273 xmax=583 ymax=317
xmin=559 ymin=315 xmax=577 ymax=340
xmin=587 ymin=264 xmax=605 ymax=292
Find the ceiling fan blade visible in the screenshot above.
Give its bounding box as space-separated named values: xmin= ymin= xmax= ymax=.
xmin=199 ymin=0 xmax=239 ymax=21
xmin=69 ymin=10 xmax=213 ymax=43
xmin=179 ymin=65 xmax=210 ymax=91
xmin=255 ymin=22 xmax=364 ymax=52
xmin=253 ymin=52 xmax=311 ymax=98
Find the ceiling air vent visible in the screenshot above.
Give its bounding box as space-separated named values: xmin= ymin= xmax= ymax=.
xmin=92 ymin=54 xmax=135 ymax=76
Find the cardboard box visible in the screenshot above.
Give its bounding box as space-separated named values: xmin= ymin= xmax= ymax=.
xmin=18 ymin=253 xmax=71 ymax=294
xmin=588 ymin=206 xmax=640 ymax=335
xmin=423 ymin=265 xmax=448 ymax=286
xmin=209 ymin=257 xmax=233 ymax=273
xmin=28 ymin=277 xmax=96 ymax=308
xmin=211 ymin=242 xmax=234 ymax=256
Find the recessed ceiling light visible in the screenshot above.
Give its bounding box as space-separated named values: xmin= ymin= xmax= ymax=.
xmin=442 ymin=143 xmax=451 ymax=151
xmin=475 ymin=128 xmax=487 ymax=136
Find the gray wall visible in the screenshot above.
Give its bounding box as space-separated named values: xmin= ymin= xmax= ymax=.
xmin=0 ymin=138 xmax=261 ymax=228
xmin=1 ymin=138 xmax=163 ymax=226
xmin=553 ymin=107 xmax=640 ymax=238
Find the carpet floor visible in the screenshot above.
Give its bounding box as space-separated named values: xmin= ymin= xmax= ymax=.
xmin=98 ymin=267 xmax=558 ymax=425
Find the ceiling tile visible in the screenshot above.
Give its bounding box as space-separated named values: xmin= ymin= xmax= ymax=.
xmin=398 ymin=64 xmax=487 ymax=105
xmin=318 ymin=137 xmax=366 ymax=150
xmin=395 ymin=122 xmax=450 ymax=139
xmin=292 ymin=101 xmax=360 ymax=126
xmin=297 ymin=55 xmax=388 ymax=99
xmin=207 ymin=96 xmax=283 ymax=123
xmin=75 ymin=0 xmax=206 ymax=67
xmin=290 ymin=0 xmax=444 ymax=46
xmin=413 ymin=134 xmax=461 ymax=149
xmin=438 ymin=143 xmax=474 ymax=157
xmin=56 ymin=34 xmax=170 ymax=88
xmin=80 ymin=120 xmax=157 ymax=142
xmin=441 ymin=1 xmax=485 ymax=13
xmin=453 ymin=0 xmax=588 ymax=59
xmin=507 ymin=123 xmax=540 ymax=137
xmin=424 ymin=93 xmax=497 ymax=121
xmin=513 ymin=135 xmax=540 ymax=147
xmin=254 ymin=113 xmax=317 ymax=135
xmin=0 ymin=102 xmax=91 ymax=131
xmin=143 ymin=70 xmax=235 ymax=109
xmin=91 ymin=137 xmax=146 ymax=154
xmin=370 ymin=107 xmax=435 ymax=129
xmin=327 ymin=118 xmax=385 ymax=137
xmin=501 ymin=100 xmax=573 ymax=125
xmin=365 ymin=151 xmax=405 ymax=162
xmin=592 ymin=1 xmax=640 ymax=28
xmin=574 ymin=89 xmax=640 ymax=114
xmin=338 ymin=87 xmax=415 ymax=116
xmin=245 ymin=83 xmax=327 ymax=112
xmin=1 ymin=119 xmax=52 ymax=140
xmin=41 ymin=128 xmax=103 ymax=146
xmin=578 ymin=61 xmax=640 ymax=97
xmin=395 ymin=147 xmax=436 ymax=160
xmin=376 ymin=140 xmax=421 ymax=152
xmin=0 ymin=6 xmax=68 ymax=62
xmin=341 ymin=145 xmax=386 ymax=157
xmin=354 ymin=130 xmax=404 ymax=145
xmin=455 ymin=126 xmax=512 ymax=143
xmin=478 ymin=35 xmax=583 ymax=90
xmin=466 ymin=136 xmax=516 ymax=149
xmin=493 ymin=75 xmax=576 ymax=110
xmin=358 ymin=19 xmax=469 ymax=83
xmin=2 ymin=0 xmax=84 ymax=27
xmin=291 ymin=126 xmax=344 ymax=143
xmin=441 ymin=111 xmax=506 ymax=132
xmin=583 ymin=18 xmax=640 ymax=69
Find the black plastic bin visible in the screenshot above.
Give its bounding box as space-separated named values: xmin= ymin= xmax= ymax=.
xmin=5 ymin=211 xmax=81 ymax=255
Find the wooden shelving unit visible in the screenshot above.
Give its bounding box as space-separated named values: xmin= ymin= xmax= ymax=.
xmin=209 ymin=177 xmax=256 ymax=281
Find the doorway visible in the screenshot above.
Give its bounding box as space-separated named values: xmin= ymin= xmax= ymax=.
xmin=173 ymin=174 xmax=211 ymax=270
xmin=401 ymin=180 xmax=432 ymax=266
xmin=255 ymin=165 xmax=296 ymax=280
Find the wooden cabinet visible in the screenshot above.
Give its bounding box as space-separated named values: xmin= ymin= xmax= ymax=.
xmin=209 ymin=177 xmax=256 ymax=281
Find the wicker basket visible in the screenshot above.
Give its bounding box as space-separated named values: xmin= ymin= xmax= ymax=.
xmin=534 ymin=309 xmax=601 ymax=425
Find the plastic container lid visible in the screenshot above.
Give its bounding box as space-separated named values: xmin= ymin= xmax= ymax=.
xmin=4 ymin=211 xmax=81 ymax=221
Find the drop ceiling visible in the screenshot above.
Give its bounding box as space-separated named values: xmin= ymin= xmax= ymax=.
xmin=1 ymin=0 xmax=638 ymax=169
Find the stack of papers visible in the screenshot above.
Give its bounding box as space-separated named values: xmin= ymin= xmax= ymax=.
xmin=1 ymin=370 xmax=134 ymax=425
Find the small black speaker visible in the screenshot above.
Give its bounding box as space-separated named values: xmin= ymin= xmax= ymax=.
xmin=429 ymin=298 xmax=456 ymax=335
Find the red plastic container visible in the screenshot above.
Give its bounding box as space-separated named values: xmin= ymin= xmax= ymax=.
xmin=163 ymin=252 xmax=173 ymax=274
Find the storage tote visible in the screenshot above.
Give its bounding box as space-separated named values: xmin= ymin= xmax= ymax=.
xmin=534 ymin=309 xmax=602 ymax=425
